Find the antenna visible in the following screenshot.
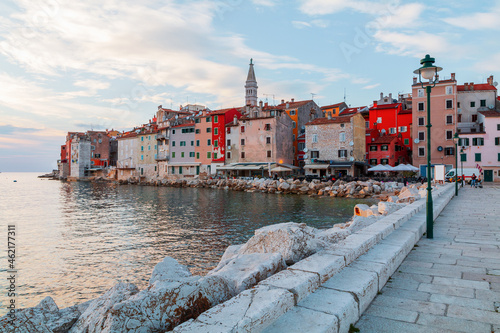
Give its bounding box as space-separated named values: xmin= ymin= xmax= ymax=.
xmin=311 ymin=93 xmax=316 ymax=100
xmin=343 ymin=88 xmax=346 ymax=103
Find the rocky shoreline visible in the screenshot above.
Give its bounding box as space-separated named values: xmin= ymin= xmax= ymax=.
xmin=1 ymin=180 xmax=429 ymax=332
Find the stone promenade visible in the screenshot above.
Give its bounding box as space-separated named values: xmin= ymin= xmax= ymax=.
xmin=356 ymin=184 xmax=500 ymax=332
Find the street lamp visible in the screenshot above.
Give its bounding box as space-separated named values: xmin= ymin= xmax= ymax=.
xmin=460 ymin=147 xmax=464 ymax=186
xmin=453 ymin=132 xmax=459 ymax=196
xmin=414 ymin=54 xmax=442 ymax=239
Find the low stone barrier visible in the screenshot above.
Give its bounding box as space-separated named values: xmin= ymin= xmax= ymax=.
xmin=0 ymin=183 xmax=456 ymax=333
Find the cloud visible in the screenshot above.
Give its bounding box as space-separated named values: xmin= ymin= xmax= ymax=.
xmin=292 ymin=19 xmax=329 ymax=29
xmin=474 ymin=52 xmax=500 ymax=72
xmin=251 ymin=0 xmax=278 ymax=6
xmin=298 ymin=0 xmax=394 ymax=16
xmin=0 ymin=125 xmax=43 ymax=134
xmin=362 ymin=83 xmax=380 ymax=90
xmin=443 ymin=8 xmax=500 ymax=30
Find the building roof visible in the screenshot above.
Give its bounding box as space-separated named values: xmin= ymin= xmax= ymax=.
xmin=478 ymin=110 xmax=500 ymax=117
xmin=370 ymin=103 xmax=400 ymax=110
xmin=399 ymin=109 xmax=412 ymax=115
xmin=371 ymin=136 xmax=399 ymax=144
xmin=263 ymin=100 xmax=313 ymax=110
xmin=172 ymin=122 xmax=195 ymax=128
xmin=117 ymin=133 xmax=137 ymax=139
xmin=321 ymin=102 xmax=346 ymax=110
xmin=305 ymin=115 xmax=352 ymax=126
xmin=211 ymin=107 xmax=242 ymax=115
xmin=457 ymin=84 xmax=497 ymax=92
xmin=340 ymin=106 xmax=367 ymax=116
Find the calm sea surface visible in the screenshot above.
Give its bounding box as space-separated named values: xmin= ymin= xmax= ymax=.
xmin=0 ymin=172 xmax=375 ymax=313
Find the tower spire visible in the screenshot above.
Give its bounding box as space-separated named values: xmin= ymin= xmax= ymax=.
xmin=245 ymin=59 xmax=258 ymax=106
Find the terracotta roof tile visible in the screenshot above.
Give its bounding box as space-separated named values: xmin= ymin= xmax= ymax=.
xmin=478 ymin=110 xmax=500 ymax=117
xmin=458 ymin=84 xmax=497 ymax=92
xmin=320 ymin=102 xmax=346 ymax=110
xmin=305 ymin=116 xmax=352 ymax=126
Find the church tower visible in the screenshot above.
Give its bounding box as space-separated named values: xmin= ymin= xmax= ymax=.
xmin=245 ymin=59 xmax=258 ymax=106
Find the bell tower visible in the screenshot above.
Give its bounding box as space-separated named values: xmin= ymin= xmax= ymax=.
xmin=245 ymin=59 xmax=258 ymax=106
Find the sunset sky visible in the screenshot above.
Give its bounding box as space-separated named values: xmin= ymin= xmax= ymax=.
xmin=1 ymin=0 xmax=499 ymax=171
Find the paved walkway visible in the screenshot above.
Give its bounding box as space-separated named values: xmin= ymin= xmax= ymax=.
xmin=356 ymin=184 xmax=500 ymax=333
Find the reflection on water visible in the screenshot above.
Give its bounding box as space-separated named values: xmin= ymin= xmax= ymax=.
xmin=0 ymin=173 xmax=375 ymax=312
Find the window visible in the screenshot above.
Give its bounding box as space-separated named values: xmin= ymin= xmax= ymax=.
xmin=470 ymin=101 xmax=476 ymax=107
xmin=189 ymin=152 xmax=195 ymax=157
xmin=181 ymin=152 xmax=184 ymax=158
xmin=227 ymin=127 xmax=231 ymax=134
xmin=241 ymin=126 xmax=245 ymax=133
xmin=444 ymin=147 xmax=454 ymax=156
xmin=291 ymin=122 xmax=296 ymax=129
xmin=241 ymin=152 xmax=245 ymax=158
xmin=172 ymin=141 xmax=175 ymax=147
xmin=195 ymin=129 xmax=200 ymax=134
xmin=180 ymin=141 xmax=186 ymax=146
xmin=289 ymin=110 xmax=296 ymax=115
xmin=154 ymin=145 xmax=157 ymax=150
xmin=418 ymin=102 xmax=424 ymax=111
xmin=214 ymin=128 xmax=218 ymax=135
xmin=141 ymin=146 xmax=144 ymax=151
xmin=172 ymin=152 xmax=176 ymax=158
xmin=227 ymin=139 xmax=231 ymax=146
xmin=498 ymin=153 xmax=500 ymax=162
xmin=196 ymin=152 xmax=200 ymax=159
xmin=266 ymin=137 xmax=271 ymax=144
xmin=446 ymin=86 xmax=453 ymax=95
xmin=196 ymin=140 xmax=200 ymax=146
xmin=214 ymin=153 xmax=217 ymax=159
xmin=418 ymin=147 xmax=425 ymax=156
xmin=472 ymin=114 xmax=478 ymax=122
xmin=475 ymin=153 xmax=481 ymax=162
xmin=267 ymin=150 xmax=271 ymax=158
xmin=380 ymin=158 xmax=389 ymax=165
xmin=389 ymin=127 xmax=396 ymax=134
xmin=377 ymin=117 xmax=382 ymax=124
xmin=227 ymin=151 xmax=231 ymax=159
xmin=141 ymin=155 xmax=144 ymax=160
xmin=206 ymin=117 xmax=211 ymax=122
xmin=370 ymin=145 xmax=378 ymax=151
xmin=395 ymin=145 xmax=401 ymax=152
xmin=241 ymin=139 xmax=245 ymax=146
xmin=265 ymin=123 xmax=272 ymax=130
xmin=498 ymin=124 xmax=500 ymax=131
xmin=214 ymin=115 xmax=218 ymax=123
xmin=459 ymin=138 xmax=469 ymax=146
xmin=365 ymin=121 xmax=370 ymax=128
xmin=458 ymin=114 xmax=462 ymax=123
xmin=418 ymin=89 xmax=424 ymax=97
xmin=95 ymin=153 xmax=100 ymax=158
xmin=98 ymin=139 xmax=102 ymax=144
xmin=195 ymin=118 xmax=200 ymax=123
xmin=141 ymin=137 xmax=144 ymax=141
xmin=148 ymin=145 xmax=151 ymax=150
xmin=311 ymin=151 xmax=319 ymax=158
xmin=418 ymin=132 xmax=425 ymax=141
xmin=179 ymin=166 xmax=183 ymax=174
xmin=495 ymin=137 xmax=500 ymax=145
xmin=171 ymin=166 xmax=175 ymax=174
xmin=446 ymin=100 xmax=453 ymax=109
xmin=480 ymin=99 xmax=486 ymax=107
xmin=457 ymin=102 xmax=461 ymax=108
xmin=339 ymin=132 xmax=346 ymax=142
xmin=207 ymin=139 xmax=211 ymax=146
xmin=381 ymin=145 xmax=388 ymax=151
xmin=214 ymin=140 xmax=218 ymax=147
xmin=472 ymin=138 xmax=484 ymax=146
xmin=206 ymin=127 xmax=211 ymax=133
xmin=461 ymin=153 xmax=466 ymax=162
xmin=370 ymin=159 xmax=377 ymax=165
xmin=172 ymin=130 xmax=175 ymax=134
xmin=418 ymin=117 xmax=425 ymax=126
xmin=298 ymin=142 xmax=305 ymax=151
xmin=148 ymin=135 xmax=151 ymax=140
xmin=404 ymin=138 xmax=409 ymax=145
xmin=312 ymin=134 xmax=318 ymax=143
xmin=207 ymin=152 xmax=211 ymax=158
xmin=338 ymin=149 xmax=347 ymax=158
xmin=446 ymin=130 xmax=453 ymax=140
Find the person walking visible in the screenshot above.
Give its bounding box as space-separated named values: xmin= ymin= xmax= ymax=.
xmin=471 ymin=173 xmax=477 ymax=187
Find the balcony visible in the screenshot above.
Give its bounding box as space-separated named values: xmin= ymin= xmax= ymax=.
xmin=156 ymin=155 xmax=169 ymax=161
xmin=157 ymin=134 xmax=169 ymax=140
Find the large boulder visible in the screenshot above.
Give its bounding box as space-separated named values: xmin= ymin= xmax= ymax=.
xmin=353 ymin=204 xmax=379 ymax=217
xmin=315 ymin=228 xmax=351 ymax=246
xmin=347 ymin=215 xmax=379 ymax=233
xmin=239 ymin=222 xmax=320 ymax=265
xmin=378 ymin=201 xmax=406 ymax=215
xmin=208 ymin=252 xmax=286 ymax=294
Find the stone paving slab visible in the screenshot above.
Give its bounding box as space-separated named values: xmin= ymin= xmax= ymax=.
xmin=357 ymin=184 xmax=500 ymax=333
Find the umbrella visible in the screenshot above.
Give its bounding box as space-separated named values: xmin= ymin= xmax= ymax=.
xmin=392 ymin=164 xmax=414 ymax=171
xmin=367 ymin=164 xmax=394 ymax=172
xmin=270 ymin=166 xmax=292 ymax=172
xmin=406 ymin=164 xmax=419 ymax=171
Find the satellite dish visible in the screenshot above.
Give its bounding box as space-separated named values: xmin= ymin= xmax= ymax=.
xmin=414 ymin=138 xmax=420 ymax=144
xmin=437 ymin=146 xmax=443 ymax=152
xmin=175 ymin=115 xmax=178 ymax=119
xmin=349 ymin=141 xmax=354 ymax=146
xmin=303 ymin=148 xmax=308 ymax=153
xmin=304 ymin=154 xmax=308 ymax=159
xmin=494 ymin=81 xmax=498 ymax=87
xmin=381 ymin=129 xmax=386 ymax=134
xmin=489 ymin=105 xmax=494 ymax=109
xmin=349 ymin=157 xmax=354 ymax=161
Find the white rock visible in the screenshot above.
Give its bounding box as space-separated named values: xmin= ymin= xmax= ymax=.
xmin=259 ymin=269 xmax=320 ymax=304
xmin=378 ymin=201 xmax=406 ymax=215
xmin=354 ymin=204 xmax=379 ymax=217
xmin=316 ymin=228 xmax=351 ymax=246
xmin=239 ymin=222 xmax=320 ymax=265
xmin=69 ymin=282 xmax=139 ymax=333
xmin=348 ymin=215 xmax=379 ymax=233
xmin=149 ymin=256 xmax=193 ymax=285
xmin=278 ymin=182 xmax=290 ymax=191
xmin=208 ymin=252 xmax=286 ymax=294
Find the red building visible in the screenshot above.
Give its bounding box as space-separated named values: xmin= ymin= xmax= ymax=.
xmin=210 ymin=107 xmax=243 ymax=166
xmin=368 ymin=135 xmax=409 ymax=166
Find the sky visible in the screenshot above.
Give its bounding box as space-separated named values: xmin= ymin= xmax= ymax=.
xmin=1 ymin=0 xmax=499 ymax=172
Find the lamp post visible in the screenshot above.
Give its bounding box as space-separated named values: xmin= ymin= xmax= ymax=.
xmin=460 ymin=147 xmax=464 ymax=186
xmin=453 ymin=132 xmax=459 ymax=196
xmin=414 ymin=54 xmax=442 ymax=239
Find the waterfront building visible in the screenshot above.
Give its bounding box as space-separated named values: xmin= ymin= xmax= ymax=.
xmin=156 ymin=106 xmax=191 ymax=129
xmin=136 ymin=124 xmax=159 ymax=180
xmin=69 ymin=134 xmax=91 ymax=179
xmin=87 ymin=131 xmax=110 ymax=168
xmin=458 ymin=109 xmax=500 ymax=183
xmin=263 ymin=99 xmax=322 ymax=166
xmin=321 ymin=102 xmax=348 ymax=118
xmin=117 ymin=132 xmax=138 ymax=181
xmin=194 ymin=110 xmax=215 ymax=176
xmin=210 ymin=107 xmax=243 ymax=173
xmin=367 ymin=135 xmax=409 ymax=166
xmin=304 ymin=113 xmax=366 ymax=177
xmin=412 ymin=73 xmax=458 ymax=176
xmin=169 ymin=122 xmax=200 ymax=177
xmin=457 ymin=76 xmax=497 ymax=133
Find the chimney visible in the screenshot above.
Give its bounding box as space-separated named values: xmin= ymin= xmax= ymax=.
xmin=451 ymin=73 xmax=455 ymax=81
xmin=487 ymin=75 xmax=494 ymax=85
xmin=233 ymin=115 xmax=237 ymax=125
xmin=380 ymin=92 xmax=383 ymax=99
xmin=158 ymin=105 xmax=162 ymax=110
xmin=413 ymin=77 xmax=417 ymax=84
xmin=291 ymin=98 xmax=294 ymax=102
xmin=435 ymin=73 xmax=439 ymax=82
xmin=389 ymin=93 xmax=392 ymax=101
xmin=286 ymin=102 xmax=289 ymax=109
xmin=281 ymin=99 xmax=285 ymax=104
xmin=265 ymin=102 xmax=268 ymax=107
xmin=259 ymin=100 xmax=263 ymax=107
xmin=470 ymin=82 xmax=474 ymax=91
xmin=464 ymin=83 xmax=468 ymax=91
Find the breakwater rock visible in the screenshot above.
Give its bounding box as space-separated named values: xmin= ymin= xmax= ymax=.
xmin=1 ymin=183 xmax=428 ymax=332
